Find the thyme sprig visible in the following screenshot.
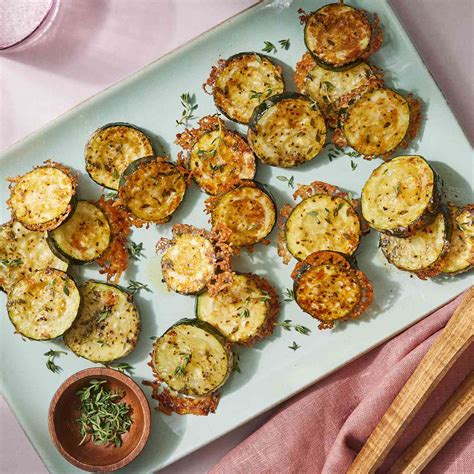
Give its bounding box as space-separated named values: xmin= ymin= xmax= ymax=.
xmin=174 ymin=353 xmax=191 ymax=377
xmin=126 ymin=280 xmax=152 ymax=295
xmin=327 ymin=145 xmax=360 ymax=162
xmin=176 ymin=92 xmax=198 ymax=126
xmin=283 ymin=288 xmax=295 ymax=301
xmin=276 ymin=175 xmax=295 ymax=189
xmin=44 ymin=349 xmax=67 ymax=373
xmin=262 ymin=41 xmax=277 ymax=53
xmin=0 ymin=258 xmax=23 ymax=268
xmin=76 ymin=379 xmax=133 ymax=447
xmin=104 ymin=362 xmax=134 ymax=375
xmin=127 ymin=241 xmax=145 ymax=260
xmin=278 ymin=38 xmax=290 ymax=50
xmin=275 ymin=319 xmax=311 ymax=335
xmin=288 ymin=341 xmax=300 ymax=351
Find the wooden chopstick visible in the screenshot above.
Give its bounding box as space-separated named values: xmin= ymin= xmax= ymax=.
xmin=348 ymin=287 xmax=474 ymax=473
xmin=389 ymin=372 xmax=473 ymax=473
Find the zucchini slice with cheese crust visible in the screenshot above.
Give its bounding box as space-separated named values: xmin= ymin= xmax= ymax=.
xmin=304 ymin=4 xmax=378 ymax=70
xmin=362 ymin=155 xmax=441 ymax=236
xmin=48 ymin=201 xmax=111 ymax=265
xmin=7 ymin=162 xmax=77 ymax=231
xmin=286 ymin=193 xmax=361 ymax=260
xmin=292 ymin=251 xmax=373 ymax=330
xmin=248 ymin=93 xmax=326 ymax=168
xmin=380 ymin=210 xmax=451 ymax=278
xmin=119 ymin=156 xmax=186 ymax=223
xmin=85 ymin=123 xmax=153 ymax=190
xmin=7 ymin=268 xmax=80 ymax=340
xmin=189 ymin=128 xmax=256 ymax=195
xmin=64 ymin=280 xmax=140 ymax=362
xmin=342 ymin=88 xmax=410 ymax=157
xmin=439 ymin=205 xmax=474 ymax=275
xmin=196 ymin=273 xmax=280 ymax=346
xmin=211 ymin=181 xmax=276 ymax=246
xmin=295 ymin=52 xmax=383 ymax=126
xmin=213 ymin=52 xmax=285 ymax=124
xmin=161 ymin=233 xmax=216 ymax=295
xmin=151 ymin=318 xmax=233 ymax=397
xmin=0 ymin=221 xmax=68 ymax=293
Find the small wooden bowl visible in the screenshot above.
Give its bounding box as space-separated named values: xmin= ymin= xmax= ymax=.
xmin=48 ymin=367 xmax=151 ymax=472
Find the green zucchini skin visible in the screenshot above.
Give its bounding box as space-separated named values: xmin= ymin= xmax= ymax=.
xmin=7 ymin=268 xmax=81 ymax=340
xmin=47 ymin=200 xmax=111 ymax=265
xmin=85 ymin=122 xmax=154 ymax=190
xmin=380 ymin=207 xmax=452 ymax=277
xmin=210 ymin=180 xmax=277 ymax=247
xmin=303 ymin=4 xmax=373 ymax=71
xmin=119 ymin=156 xmax=187 ymax=223
xmin=213 ymin=52 xmax=286 ymax=124
xmin=63 ymin=280 xmax=140 ymax=363
xmin=361 ymin=155 xmax=443 ymax=237
xmin=152 ymin=318 xmax=233 ymax=397
xmin=247 ymin=92 xmax=326 ymax=168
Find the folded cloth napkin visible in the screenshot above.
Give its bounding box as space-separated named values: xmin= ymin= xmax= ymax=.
xmin=211 ymin=289 xmax=473 ymax=474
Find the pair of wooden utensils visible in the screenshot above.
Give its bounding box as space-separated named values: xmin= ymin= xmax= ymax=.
xmin=349 ymin=287 xmax=473 ymax=473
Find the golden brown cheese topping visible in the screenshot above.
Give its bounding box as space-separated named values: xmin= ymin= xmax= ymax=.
xmin=212 ymin=185 xmax=276 ymax=246
xmin=248 ymin=97 xmax=326 ymax=168
xmin=153 ymin=323 xmax=230 ymax=396
xmin=305 ymin=4 xmax=371 ymax=68
xmin=161 ymin=234 xmax=216 ymax=294
xmin=120 ymin=158 xmax=186 ymax=222
xmin=0 ymin=221 xmax=68 ymax=293
xmin=214 ymin=53 xmax=285 ymax=124
xmin=64 ymin=281 xmax=140 ymax=362
xmin=343 ymin=88 xmax=410 ymax=156
xmin=8 ymin=165 xmax=75 ymax=231
xmin=362 ymin=155 xmax=435 ymax=232
xmin=380 ymin=212 xmax=449 ymax=271
xmin=190 ymin=129 xmax=256 ymax=195
xmin=85 ymin=125 xmax=153 ymax=190
xmin=286 ymin=194 xmax=360 ymax=260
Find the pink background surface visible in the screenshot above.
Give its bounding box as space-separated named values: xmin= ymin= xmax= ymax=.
xmin=0 ymin=1 xmax=472 ymax=472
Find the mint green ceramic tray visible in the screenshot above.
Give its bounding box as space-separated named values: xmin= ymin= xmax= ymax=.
xmin=0 ymin=1 xmax=472 ymax=472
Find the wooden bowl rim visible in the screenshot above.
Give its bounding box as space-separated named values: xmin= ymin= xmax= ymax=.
xmin=48 ymin=367 xmax=151 ymax=472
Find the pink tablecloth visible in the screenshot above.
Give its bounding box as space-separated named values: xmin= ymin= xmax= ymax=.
xmin=0 ymin=1 xmax=472 ymax=473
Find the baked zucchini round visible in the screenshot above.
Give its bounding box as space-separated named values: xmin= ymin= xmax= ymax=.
xmin=48 ymin=200 xmax=111 ymax=265
xmin=439 ymin=205 xmax=474 ymax=275
xmin=247 ymin=92 xmax=326 ymax=168
xmin=342 ymin=88 xmax=410 ymax=157
xmin=161 ymin=233 xmax=216 ymax=295
xmin=211 ymin=181 xmax=276 ymax=246
xmin=361 ymin=155 xmax=441 ymax=236
xmin=119 ymin=156 xmax=186 ymax=223
xmin=285 ymin=194 xmax=360 ymax=260
xmin=7 ymin=162 xmax=77 ymax=231
xmin=196 ymin=273 xmax=279 ymax=346
xmin=63 ymin=280 xmax=140 ymax=362
xmin=297 ymin=54 xmax=382 ymax=125
xmin=304 ymin=4 xmax=373 ymax=70
xmin=292 ymin=251 xmax=373 ymax=329
xmin=0 ymin=220 xmax=68 ymax=293
xmin=380 ymin=210 xmax=451 ymax=276
xmin=213 ymin=52 xmax=285 ymax=124
xmin=152 ymin=318 xmax=233 ymax=397
xmin=190 ymin=128 xmax=256 ymax=195
xmin=85 ymin=123 xmax=153 ymax=190
xmin=7 ymin=268 xmax=80 ymax=340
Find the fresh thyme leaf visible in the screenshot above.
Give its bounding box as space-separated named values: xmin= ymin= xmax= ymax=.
xmin=276 ymin=175 xmax=295 ymax=189
xmin=210 ymin=163 xmax=225 ymax=172
xmin=233 ymin=353 xmax=241 ymax=373
xmin=176 ymin=92 xmax=198 ymax=126
xmin=126 ymin=280 xmax=152 ymax=295
xmin=112 ymin=169 xmax=120 ymax=180
xmin=50 ymin=278 xmax=57 ymax=286
xmin=294 ymin=324 xmax=311 ymax=335
xmin=351 ymin=160 xmax=358 ymax=171
xmin=288 ymin=341 xmax=300 ymax=351
xmin=333 ymin=202 xmax=344 ymax=217
xmin=275 ymin=319 xmax=292 ymax=331
xmin=44 ymin=349 xmax=67 ymax=374
xmin=104 ymin=362 xmax=134 ymax=375
xmin=127 ymin=241 xmax=145 ymax=260
xmin=0 ymin=258 xmax=23 ymax=268
xmin=239 ymin=307 xmax=251 ymax=318
xmin=95 ymin=308 xmax=111 ymax=324
xmin=249 ymin=90 xmax=262 ymax=100
xmin=150 ymin=336 xmax=157 ymax=340
xmin=275 ymin=319 xmax=311 ymax=335
xmin=308 ymin=210 xmax=321 ymax=223
xmin=284 ymin=288 xmax=294 ymax=302
xmin=394 ymin=183 xmax=401 ymax=196
xmin=278 ymin=38 xmax=290 ymax=50
xmin=262 ymin=41 xmax=277 ymax=53
xmin=63 ymin=285 xmax=70 ymax=296
xmin=104 ymin=190 xmax=118 ymax=200
xmin=174 ymin=353 xmax=191 ymax=377
xmin=76 ymin=379 xmax=132 ymax=447
xmin=457 ymin=221 xmax=470 ymax=232
xmin=322 ymin=81 xmax=335 ymax=91
xmin=259 ymin=292 xmax=271 ymax=302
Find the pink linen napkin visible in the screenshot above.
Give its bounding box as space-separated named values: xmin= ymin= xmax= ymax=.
xmin=211 ymin=289 xmax=473 ymax=473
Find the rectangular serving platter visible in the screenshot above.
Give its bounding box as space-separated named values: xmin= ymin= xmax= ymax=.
xmin=0 ymin=1 xmax=472 ymax=472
